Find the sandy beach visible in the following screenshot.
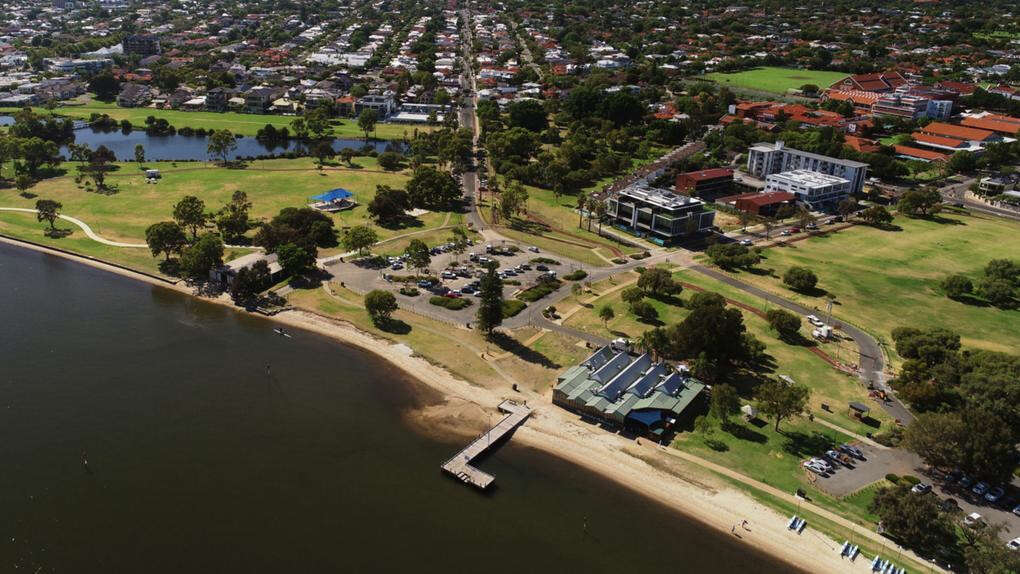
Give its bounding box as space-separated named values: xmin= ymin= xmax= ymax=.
xmin=2 ymin=235 xmax=937 ymax=574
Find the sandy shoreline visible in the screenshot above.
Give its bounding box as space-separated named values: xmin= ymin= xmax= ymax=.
xmin=1 ymin=236 xmax=929 ymax=573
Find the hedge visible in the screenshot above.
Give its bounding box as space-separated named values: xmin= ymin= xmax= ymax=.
xmin=563 ymin=269 xmax=588 ymax=281
xmin=429 ymin=296 xmax=472 ymax=310
xmin=517 ymin=279 xmax=563 ymax=302
xmin=530 ymin=257 xmax=560 ymax=265
xmin=501 ymin=299 xmax=527 ymax=318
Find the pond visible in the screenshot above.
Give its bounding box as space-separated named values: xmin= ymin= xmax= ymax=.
xmin=58 ymin=127 xmax=405 ymax=162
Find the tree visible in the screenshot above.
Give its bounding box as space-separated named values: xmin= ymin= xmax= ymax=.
xmin=364 ymin=289 xmax=398 ymax=325
xmin=945 ymin=150 xmax=977 ymax=175
xmin=357 ymin=109 xmax=378 ymax=141
xmin=214 ymin=191 xmax=252 ymax=244
xmin=941 ymin=274 xmax=973 ymax=299
xmin=507 ymin=99 xmax=548 ymax=132
xmin=341 ymin=225 xmax=378 ymax=256
xmin=902 ymin=411 xmax=968 ymax=471
xmin=869 ymin=485 xmax=955 ymax=556
xmin=367 ymin=185 xmax=410 ymax=226
xmin=576 ymin=192 xmax=588 ymax=228
xmin=254 ymin=207 xmax=336 ymax=254
xmin=709 ymin=383 xmax=741 ymax=425
xmin=179 ymin=233 xmax=224 ymax=279
xmin=15 ymin=174 xmax=33 ymax=196
xmin=377 ymin=151 xmax=403 ymax=171
xmin=406 ymin=166 xmax=460 ymax=209
xmin=404 ymin=239 xmax=431 ymax=275
xmin=88 ymin=72 xmax=120 ymax=101
xmin=897 ymin=188 xmax=942 ymax=217
xmin=782 ymin=266 xmax=818 ymax=292
xmin=277 ymin=242 xmax=315 ymax=277
xmin=172 ymin=195 xmax=208 ymax=240
xmin=339 ymin=147 xmax=356 ymax=166
xmin=598 ymin=304 xmax=615 ymax=328
xmin=861 ymin=204 xmax=893 ymax=226
xmin=629 ymin=300 xmax=658 ymax=321
xmin=207 ymin=129 xmax=237 ymax=165
xmin=979 ymin=278 xmax=1015 ymax=308
xmin=766 ymin=309 xmax=802 ymax=340
xmin=476 ymin=266 xmax=504 ymax=338
xmin=705 ymin=243 xmax=761 ymax=269
xmin=134 ymin=144 xmax=145 ymax=167
xmin=984 ymin=259 xmax=1019 ymax=286
xmin=799 ymin=83 xmax=819 ymax=95
xmin=35 ymin=199 xmax=61 ymax=229
xmin=755 ymin=378 xmax=810 ymax=432
xmin=962 ymin=523 xmax=1020 ymax=574
xmin=79 ymin=144 xmax=116 ymax=190
xmin=231 ymin=260 xmax=271 ymax=306
xmin=145 ymin=221 xmax=187 ymax=260
xmin=836 ymin=198 xmax=858 ymax=218
xmin=637 ymin=267 xmax=682 ymax=298
xmin=621 ymin=286 xmax=645 ymax=306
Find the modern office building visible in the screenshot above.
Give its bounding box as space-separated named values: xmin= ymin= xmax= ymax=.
xmin=746 ymin=141 xmax=868 ymax=195
xmin=553 ymin=345 xmax=706 ymax=438
xmin=763 ymin=170 xmax=851 ymax=211
xmin=605 ymin=181 xmax=716 ymax=245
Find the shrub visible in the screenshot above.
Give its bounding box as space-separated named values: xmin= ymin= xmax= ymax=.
xmin=399 ymin=286 xmax=420 ymax=296
xmin=501 ymin=299 xmax=527 ymax=318
xmin=940 ymin=274 xmax=973 ymax=299
xmin=563 ymin=269 xmax=588 ymax=281
xmin=782 ymin=266 xmax=818 ymax=292
xmin=900 ymin=475 xmax=921 ymax=486
xmin=517 ymin=279 xmax=562 ymax=302
xmin=629 ymin=299 xmax=658 ymax=321
xmin=885 ymin=474 xmax=900 ymax=484
xmin=429 ymin=296 xmax=472 ymax=310
xmin=530 ymin=257 xmax=560 ymax=265
xmin=766 ymin=308 xmax=802 ymax=340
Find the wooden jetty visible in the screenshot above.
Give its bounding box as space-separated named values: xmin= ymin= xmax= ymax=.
xmin=441 ymin=400 xmax=532 ymax=490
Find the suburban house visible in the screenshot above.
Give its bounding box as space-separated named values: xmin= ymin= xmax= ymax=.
xmin=553 ymin=346 xmax=706 ymax=439
xmin=209 ymin=252 xmax=284 ymax=288
xmin=205 ymin=87 xmax=231 ymax=112
xmin=746 ymin=141 xmax=869 ymax=195
xmin=244 ymin=86 xmax=284 ymax=114
xmin=117 ymin=83 xmax=153 ymax=108
xmin=717 ymin=190 xmax=797 ymax=216
xmin=355 ymin=93 xmax=396 ymax=117
xmin=605 ymin=181 xmax=716 ymax=245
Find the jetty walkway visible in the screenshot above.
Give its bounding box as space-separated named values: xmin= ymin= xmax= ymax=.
xmin=441 ymin=400 xmax=532 ymax=490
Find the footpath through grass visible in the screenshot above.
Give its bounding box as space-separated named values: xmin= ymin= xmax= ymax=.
xmin=700 ymin=67 xmax=849 ymax=95
xmin=714 ymin=212 xmax=1020 ymax=362
xmin=1 ymin=157 xmax=418 ymax=245
xmin=562 ymin=265 xmax=889 ymax=434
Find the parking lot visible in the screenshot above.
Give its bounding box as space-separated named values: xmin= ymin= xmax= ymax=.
xmin=323 ymin=238 xmax=587 ymax=324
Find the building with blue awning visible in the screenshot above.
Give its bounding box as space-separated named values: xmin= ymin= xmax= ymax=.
xmin=309 ymin=188 xmax=356 ymax=212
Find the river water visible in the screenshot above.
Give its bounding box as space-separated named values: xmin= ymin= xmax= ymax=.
xmin=0 ymin=243 xmax=797 ymax=573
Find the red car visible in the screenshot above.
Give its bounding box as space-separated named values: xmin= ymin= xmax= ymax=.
xmin=789 ymin=226 xmax=801 ymax=233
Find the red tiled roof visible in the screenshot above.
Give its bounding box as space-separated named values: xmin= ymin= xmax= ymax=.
xmin=682 ymin=168 xmax=733 ymax=181
xmin=911 ymin=132 xmax=966 ymax=148
xmin=959 ymin=116 xmax=1020 ymax=136
xmin=844 ymin=135 xmax=881 ymax=153
xmin=824 ymin=89 xmax=880 ymax=106
xmin=737 ymin=191 xmax=795 ymax=206
xmin=894 ymin=145 xmax=949 ymax=162
xmin=920 ymin=122 xmax=997 ymax=142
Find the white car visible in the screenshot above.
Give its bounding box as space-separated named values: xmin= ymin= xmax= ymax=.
xmin=739 ymin=239 xmax=753 ymax=246
xmin=806 ymin=314 xmax=824 ymax=327
xmin=963 ymin=512 xmax=984 ymax=527
xmin=803 ymin=460 xmax=828 ymax=475
xmin=1007 ymin=537 xmax=1020 ymax=551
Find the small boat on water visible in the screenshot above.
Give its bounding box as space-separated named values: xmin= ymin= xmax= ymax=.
xmin=274 ymin=328 xmax=292 ymax=338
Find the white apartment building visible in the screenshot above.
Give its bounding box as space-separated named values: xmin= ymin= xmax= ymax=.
xmin=747 ymin=141 xmax=868 ymax=196
xmin=764 ymin=170 xmax=851 ymax=211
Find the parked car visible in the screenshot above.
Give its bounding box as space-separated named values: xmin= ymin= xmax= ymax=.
xmin=958 ymin=475 xmax=974 ymax=489
xmin=391 ymin=262 xmax=404 ymax=270
xmin=972 ymin=482 xmax=990 ymax=496
xmin=528 ymin=246 xmax=540 ymax=253
xmin=780 ymin=230 xmax=791 ymax=236
xmin=839 ymin=444 xmax=864 ymax=459
xmin=536 ymin=264 xmax=549 ymax=271
xmin=806 ymin=314 xmax=824 ymax=327
xmin=441 ymin=271 xmax=457 ymax=280
xmin=460 ymin=286 xmax=476 ymax=294
xmin=1013 ymin=503 xmax=1020 ymax=517
xmin=803 ymin=460 xmax=828 ymax=475
xmin=984 ymin=486 xmax=1005 ymax=503
xmin=789 ymin=226 xmax=801 ymax=233
xmin=963 ymin=512 xmax=984 ymax=527
xmin=1007 ymin=538 xmax=1020 ymax=552
xmin=911 ymin=483 xmax=932 ymax=495
xmin=445 ymin=291 xmax=461 ymax=298
xmin=739 ymin=239 xmax=753 ymax=246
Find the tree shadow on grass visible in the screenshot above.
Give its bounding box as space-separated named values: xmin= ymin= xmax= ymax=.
xmin=725 ymin=422 xmax=768 ymax=444
xmin=377 ymin=318 xmax=411 ymax=334
xmin=782 ymin=430 xmax=837 ymax=457
xmin=289 ymin=268 xmax=333 ymax=290
xmin=377 ymin=215 xmax=425 ymax=231
xmin=949 ymin=294 xmax=991 ymax=308
xmin=43 ymin=227 xmax=73 ymax=238
xmin=926 ymin=214 xmax=966 ymax=226
xmin=19 ymin=191 xmax=38 ymax=199
xmin=789 ymin=285 xmax=829 ymax=298
xmin=489 ymin=331 xmax=560 ymax=369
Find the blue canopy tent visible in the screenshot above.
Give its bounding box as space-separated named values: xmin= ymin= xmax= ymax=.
xmin=311 ymin=188 xmax=353 ymax=202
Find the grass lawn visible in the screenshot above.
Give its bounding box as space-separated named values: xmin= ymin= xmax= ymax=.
xmin=562 ymin=266 xmax=890 ymax=434
xmin=878 ymin=133 xmax=911 ymax=146
xmin=713 ymin=211 xmax=1020 ymax=363
xmin=1 ymin=157 xmax=420 ymax=246
xmin=0 ymin=210 xmax=163 ymax=275
xmin=1 ymin=99 xmax=425 ymax=140
xmin=701 ymin=67 xmax=849 ymax=95
xmin=483 ymin=183 xmax=649 ymax=267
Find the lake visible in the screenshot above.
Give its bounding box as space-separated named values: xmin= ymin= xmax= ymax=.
xmin=61 ymin=127 xmax=404 ymax=162
xmin=0 ymin=242 xmax=797 ymax=573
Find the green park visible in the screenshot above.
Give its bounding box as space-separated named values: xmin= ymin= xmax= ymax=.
xmin=701 ymin=66 xmax=849 ymax=95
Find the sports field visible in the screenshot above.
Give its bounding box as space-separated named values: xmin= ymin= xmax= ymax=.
xmin=701 ymin=67 xmax=848 ymax=95
xmin=714 ymin=210 xmax=1020 ymax=361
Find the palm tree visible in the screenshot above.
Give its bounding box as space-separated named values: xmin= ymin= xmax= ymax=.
xmin=594 ymin=200 xmax=607 ymax=235
xmin=586 ymin=195 xmax=600 ymax=232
